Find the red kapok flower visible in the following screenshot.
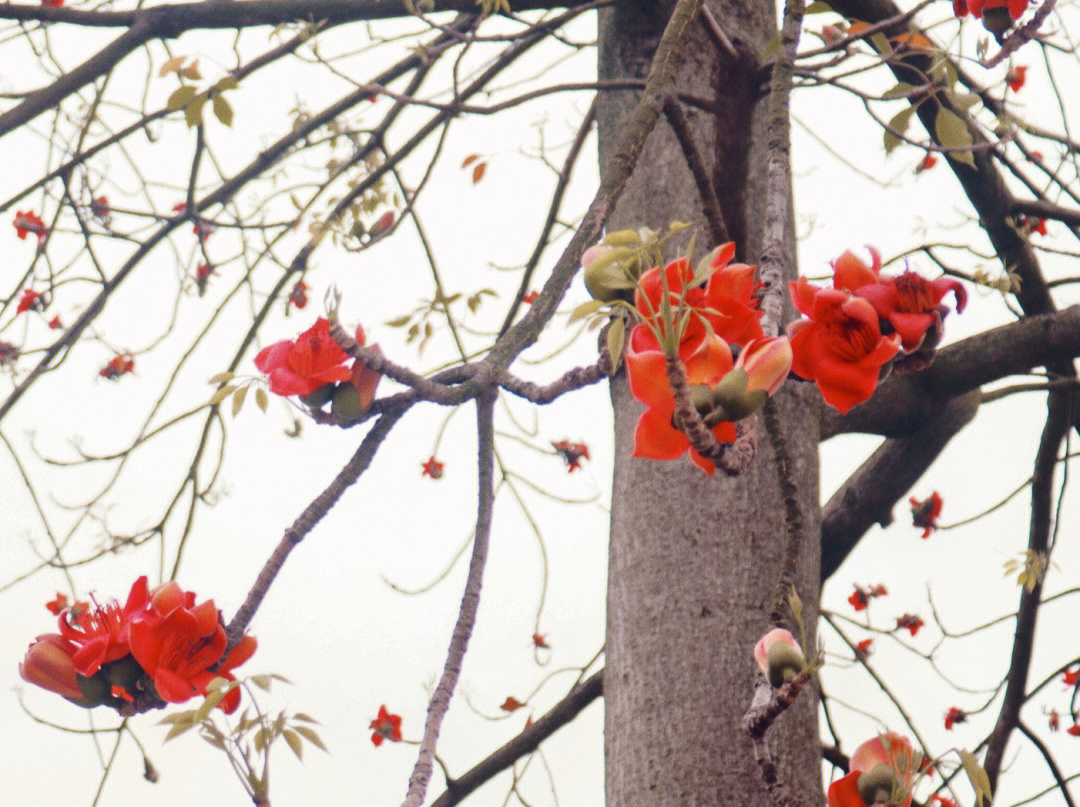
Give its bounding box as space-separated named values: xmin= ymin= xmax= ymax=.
xmin=17 ymin=289 xmax=44 ymax=314
xmin=828 ymin=733 xmax=917 ymax=807
xmin=1020 ymin=216 xmax=1048 ymax=237
xmin=522 ymin=290 xmax=539 ymax=304
xmin=855 ymin=638 xmax=874 ymax=660
xmin=348 ymin=324 xmax=382 ymax=411
xmin=832 ymin=247 xmax=882 ymax=293
xmin=195 ymin=263 xmax=214 ymax=296
xmin=1006 ymin=65 xmax=1027 ymax=92
xmin=896 ymin=614 xmax=925 ymax=637
xmin=14 ymin=211 xmax=47 ymax=244
xmin=625 ymin=320 xmax=737 ymax=476
xmin=1068 ymin=723 xmax=1080 ymax=737
xmin=916 ymin=154 xmax=938 ymax=173
xmin=1062 ymin=668 xmax=1079 ymax=687
xmin=99 ymin=354 xmax=135 ymax=380
xmin=19 ymin=634 xmax=84 ymax=700
xmin=736 ymin=337 xmax=793 ymax=396
xmin=41 ymin=0 xmax=64 ymax=6
xmin=930 ymin=795 xmax=958 ymax=807
xmin=1048 ymin=709 xmax=1060 ymax=731
xmin=421 ymin=456 xmax=444 ymax=479
xmin=59 ymin=576 xmax=149 ymax=677
xmin=46 ymin=592 xmax=69 ymax=615
xmin=849 ymin=584 xmax=887 ymax=612
xmin=48 ymin=315 xmax=62 ymax=330
xmin=855 ymin=272 xmax=967 ymax=352
xmin=90 ymin=196 xmax=111 ymax=222
xmin=910 ymin=492 xmax=943 ymax=538
xmin=944 ymin=706 xmax=966 ymax=730
xmin=552 ymin=440 xmax=590 ymax=472
xmin=532 ymin=633 xmax=550 ymax=649
xmin=500 ymin=696 xmax=525 ymax=712
xmin=128 ymin=580 xmax=255 ymax=713
xmin=370 ymin=705 xmax=402 ymax=746
xmin=788 ymin=279 xmax=900 ymax=414
xmin=255 ymin=318 xmax=353 ymax=397
xmin=960 ymin=0 xmax=1028 ymax=19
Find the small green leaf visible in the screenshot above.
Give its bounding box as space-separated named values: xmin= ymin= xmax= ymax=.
xmin=946 ymin=88 xmax=980 ymax=109
xmin=164 ymin=721 xmax=197 ymax=742
xmin=934 ymin=107 xmax=975 ymax=168
xmin=255 ymin=388 xmax=268 ymax=413
xmin=167 ymin=85 xmax=197 ymax=112
xmin=293 ymin=725 xmax=328 ymax=752
xmin=215 ymin=76 xmax=238 ymax=92
xmin=195 ymin=688 xmax=227 ymax=722
xmin=870 ymin=32 xmax=892 ymax=56
xmin=231 ymin=385 xmax=247 ymax=416
xmin=605 ymin=317 xmax=626 ymax=369
xmin=884 ymin=106 xmax=914 ymax=154
xmin=204 ymin=677 xmax=230 ymax=693
xmin=283 ymin=729 xmax=303 ymax=761
xmin=184 ymin=95 xmax=207 ymax=128
xmin=292 ymin=712 xmax=319 ymax=724
xmin=210 ymin=385 xmax=236 ymax=406
xmin=213 ymin=94 xmax=234 ymax=127
xmin=385 ymin=314 xmax=412 ymax=328
xmin=208 ymin=371 xmax=235 ymax=385
xmin=158 ymin=710 xmax=198 ymax=725
xmin=251 ymin=674 xmax=273 ymax=692
xmin=881 ymin=82 xmax=916 ymax=101
xmin=569 ymin=300 xmax=605 ymax=324
xmin=959 ymin=750 xmax=993 ymax=807
xmin=805 ymin=1 xmax=834 ymax=13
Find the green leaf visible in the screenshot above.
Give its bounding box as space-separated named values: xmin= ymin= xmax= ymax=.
xmin=881 ymin=82 xmax=916 ymax=101
xmin=946 ymin=88 xmax=980 ymax=109
xmin=870 ymin=32 xmax=892 ymax=56
xmin=251 ymin=674 xmax=273 ymax=692
xmin=292 ymin=713 xmax=319 ymax=724
xmin=208 ymin=371 xmax=235 ymax=385
xmin=804 ymin=1 xmax=834 ymax=12
xmin=568 ymin=300 xmax=605 ymax=324
xmin=158 ymin=710 xmax=198 ymax=725
xmin=231 ymin=385 xmax=247 ymax=416
xmin=283 ymin=729 xmax=303 ymax=761
xmin=164 ymin=721 xmax=197 ymax=742
xmin=293 ymin=725 xmax=328 ymax=752
xmin=385 ymin=314 xmax=412 ymax=328
xmin=184 ymin=95 xmax=207 ymax=128
xmin=255 ymin=388 xmax=268 ymax=413
xmin=959 ymin=750 xmax=993 ymax=807
xmin=605 ymin=317 xmax=625 ymax=370
xmin=212 ymin=94 xmax=234 ymax=127
xmin=210 ymin=385 xmax=236 ymax=406
xmin=167 ymin=85 xmax=197 ymax=112
xmin=215 ymin=75 xmax=238 ymax=92
xmin=204 ymin=677 xmax=230 ymax=693
xmin=883 ymin=106 xmax=914 ymax=154
xmin=195 ymin=688 xmax=227 ymax=722
xmin=934 ymin=107 xmax=975 ymax=168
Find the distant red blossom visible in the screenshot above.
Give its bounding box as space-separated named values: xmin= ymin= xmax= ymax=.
xmin=916 ymin=153 xmax=938 ymax=173
xmin=848 ymin=583 xmax=888 ymax=612
xmin=552 ymin=440 xmax=590 ymax=472
xmin=16 ymin=289 xmax=44 ymax=314
xmin=14 ymin=211 xmax=47 ymax=244
xmin=421 ymin=456 xmax=444 ymax=479
xmin=910 ymin=492 xmax=943 ymax=538
xmin=1006 ymin=65 xmax=1027 ymax=92
xmin=500 ymin=696 xmax=524 ymax=712
xmin=370 ymin=705 xmax=402 ymax=746
xmin=930 ymin=795 xmax=958 ymax=807
xmin=1063 ymin=668 xmax=1079 ymax=687
xmin=944 ymin=706 xmax=966 ymax=730
xmin=90 ymin=196 xmax=111 ymax=223
xmin=48 ymin=315 xmax=62 ymax=330
xmin=45 ymin=593 xmax=69 ymax=616
xmin=195 ymin=263 xmax=214 ymax=296
xmin=896 ymin=614 xmax=925 ymax=637
xmin=855 ymin=638 xmax=874 ymax=660
xmin=99 ymin=354 xmax=135 ymax=381
xmin=532 ymin=633 xmax=550 ymax=649
xmin=521 ymin=290 xmax=539 ymax=304
xmin=953 ymin=0 xmax=1029 ymax=20
xmin=288 ymin=280 xmax=309 ymax=310
xmin=1068 ymin=724 xmax=1080 ymax=737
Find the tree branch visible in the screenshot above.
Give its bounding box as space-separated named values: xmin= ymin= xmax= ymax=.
xmin=662 ymin=94 xmax=728 ymax=243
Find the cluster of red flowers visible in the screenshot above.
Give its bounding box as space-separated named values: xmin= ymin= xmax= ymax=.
xmin=255 ymin=318 xmax=381 ymax=424
xmin=369 ymin=704 xmax=402 ymax=746
xmin=953 ymin=0 xmax=1028 ymax=20
xmin=552 ymin=440 xmax=590 ymax=472
xmin=944 ymin=706 xmax=966 ymax=730
xmin=896 ymin=613 xmax=925 ymax=637
xmin=848 ymin=583 xmax=888 ymax=612
xmin=288 ymin=280 xmax=309 ymax=310
xmin=625 ymin=243 xmax=792 ymax=475
xmin=789 ymin=248 xmax=965 ymax=413
xmin=99 ymin=354 xmax=135 ymax=381
xmin=16 ymin=289 xmax=44 ymax=315
xmin=171 ymin=202 xmax=214 ymax=241
xmin=19 ymin=577 xmax=256 ymax=713
xmin=1006 ymin=65 xmax=1027 ymax=93
xmin=13 ymin=211 xmax=47 ymax=245
xmin=909 ymin=491 xmax=943 ymax=538
xmin=421 ymin=456 xmax=444 ymax=479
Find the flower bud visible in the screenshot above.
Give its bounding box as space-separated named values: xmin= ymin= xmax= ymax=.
xmin=982 ymin=6 xmax=1013 ymax=39
xmin=583 ymin=245 xmax=632 ymax=302
xmin=599 ymin=229 xmax=642 ymax=248
xmin=331 ymin=382 xmax=365 ymax=425
xmin=350 ymin=347 xmax=382 ymax=412
xmin=736 ymin=337 xmax=792 ymax=396
xmin=753 ymin=628 xmax=806 ymax=688
xmin=712 ymin=369 xmax=766 ymax=422
xmin=301 ymin=382 xmax=336 ymax=409
xmin=19 ymin=634 xmax=86 ymax=700
xmin=857 ymin=763 xmax=899 ymax=806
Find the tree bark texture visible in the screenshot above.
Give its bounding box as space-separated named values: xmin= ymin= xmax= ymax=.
xmin=599 ymin=2 xmax=824 ymax=806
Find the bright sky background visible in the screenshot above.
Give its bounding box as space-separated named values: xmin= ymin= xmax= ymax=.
xmin=1 ymin=4 xmax=1078 ymax=807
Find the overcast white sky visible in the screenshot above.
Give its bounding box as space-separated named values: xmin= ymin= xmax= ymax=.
xmin=1 ymin=4 xmax=1079 ymax=807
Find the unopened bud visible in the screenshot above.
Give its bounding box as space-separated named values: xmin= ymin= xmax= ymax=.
xmin=583 ymin=246 xmax=634 ymax=302
xmin=753 ymin=628 xmax=806 ymax=688
xmin=857 ymin=763 xmax=899 ymax=807
xmin=712 ymin=369 xmax=766 ymax=422
xmin=736 ymin=337 xmax=792 ymax=396
xmin=301 ymin=383 xmax=335 ymax=409
xmin=600 ymin=229 xmax=642 ymax=248
xmin=331 ymin=382 xmax=365 ymax=425
xmin=982 ymin=6 xmax=1013 ymax=39
xmin=19 ymin=635 xmax=86 ymax=701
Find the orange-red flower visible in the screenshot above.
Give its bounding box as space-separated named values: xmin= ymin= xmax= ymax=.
xmin=128 ymin=580 xmax=255 ymax=713
xmin=421 ymin=456 xmax=444 ymax=479
xmin=500 ymin=696 xmax=525 ymax=712
xmin=14 ymin=211 xmax=47 ymax=244
xmin=90 ymin=196 xmax=111 ymax=223
xmin=930 ymin=795 xmax=958 ymax=807
xmin=522 ymin=290 xmax=539 ymax=304
xmin=255 ymin=318 xmax=353 ymax=397
xmin=915 ymin=154 xmax=938 ymax=173
xmin=17 ymin=289 xmax=44 ymax=314
xmin=896 ymin=614 xmax=925 ymax=637
xmin=288 ymin=280 xmax=309 ymax=310
xmin=99 ymin=354 xmax=135 ymax=380
xmin=944 ymin=706 xmax=966 ymax=730
xmin=19 ymin=634 xmax=85 ymax=700
xmin=828 ymin=733 xmax=917 ymax=807
xmin=532 ymin=633 xmax=550 ymax=649
xmin=48 ymin=315 xmax=62 ymax=330
xmin=1062 ymin=668 xmax=1078 ymax=687
xmin=955 ymin=0 xmax=1028 ymax=18
xmin=370 ymin=705 xmax=402 ymax=746
xmin=788 ymin=280 xmax=900 ymax=414
xmin=195 ymin=263 xmax=214 ymax=296
xmin=848 ymin=584 xmax=887 ymax=612
xmin=552 ymin=440 xmax=590 ymax=472
xmin=1068 ymin=724 xmax=1080 ymax=737
xmin=625 ymin=320 xmax=737 ymax=476
xmin=855 ymin=273 xmax=966 ymax=353
xmin=59 ymin=576 xmax=148 ymax=677
xmin=348 ymin=324 xmax=382 ymax=411
xmin=855 ymin=638 xmax=874 ymax=660
xmin=46 ymin=592 xmax=69 ymax=615
xmin=1006 ymin=65 xmax=1027 ymax=92
xmin=910 ymin=492 xmax=943 ymax=538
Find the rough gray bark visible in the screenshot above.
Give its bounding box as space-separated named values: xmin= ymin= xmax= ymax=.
xmin=599 ymin=2 xmax=824 ymax=806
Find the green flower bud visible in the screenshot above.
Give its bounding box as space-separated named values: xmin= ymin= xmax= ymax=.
xmin=713 ymin=369 xmax=767 ymax=422
xmin=857 ymin=763 xmax=899 ymax=807
xmin=764 ymin=641 xmax=806 ymax=688
xmin=331 ymin=383 xmax=365 ymax=425
xmin=982 ymin=7 xmax=1013 ymax=40
xmin=301 ymin=383 xmax=335 ymax=409
xmin=71 ymin=671 xmax=112 ymax=708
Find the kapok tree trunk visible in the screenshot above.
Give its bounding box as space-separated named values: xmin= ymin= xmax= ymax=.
xmin=599 ymin=2 xmax=824 ymax=806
